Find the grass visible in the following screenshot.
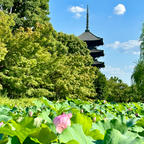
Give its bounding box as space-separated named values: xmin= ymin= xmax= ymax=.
xmin=0 ymin=96 xmax=38 ymax=107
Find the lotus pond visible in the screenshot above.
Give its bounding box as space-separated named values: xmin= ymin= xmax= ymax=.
xmin=0 ymin=97 xmax=144 ymax=144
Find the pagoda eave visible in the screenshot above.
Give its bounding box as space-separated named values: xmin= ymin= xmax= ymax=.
xmin=78 ymin=5 xmax=105 ymax=69
xmin=90 ymin=49 xmax=104 ymax=53
xmin=92 ymin=61 xmax=105 ymax=68
xmin=90 ymin=53 xmax=104 ymax=58
xmin=84 ymin=40 xmax=104 ymax=47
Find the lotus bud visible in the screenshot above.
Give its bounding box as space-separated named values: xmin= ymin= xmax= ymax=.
xmin=17 ymin=117 xmax=23 ymax=122
xmin=0 ymin=122 xmax=3 ymax=127
xmin=34 ymin=117 xmax=43 ymax=127
xmin=93 ymin=117 xmax=96 ymax=122
xmin=103 ymin=100 xmax=107 ymax=104
xmin=29 ymin=111 xmax=33 ymax=117
xmin=135 ymin=113 xmax=138 ymax=117
xmin=80 ymin=109 xmax=84 ymax=113
xmin=128 ymin=108 xmax=132 ymax=111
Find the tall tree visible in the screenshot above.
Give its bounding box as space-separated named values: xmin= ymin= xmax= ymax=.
xmin=140 ymin=25 xmax=144 ymax=59
xmin=0 ymin=0 xmax=49 ymax=29
xmin=0 ymin=12 xmax=97 ymax=100
xmin=132 ymin=25 xmax=144 ymax=100
xmin=132 ymin=60 xmax=144 ymax=100
xmin=0 ymin=12 xmax=14 ymax=91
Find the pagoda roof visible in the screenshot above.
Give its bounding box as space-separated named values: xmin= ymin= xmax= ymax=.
xmin=90 ymin=49 xmax=104 ymax=53
xmin=92 ymin=60 xmax=105 ymax=68
xmin=90 ymin=49 xmax=104 ymax=57
xmin=79 ymin=31 xmax=103 ymax=42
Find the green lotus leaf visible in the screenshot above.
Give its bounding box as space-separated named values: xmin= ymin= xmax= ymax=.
xmin=30 ymin=124 xmax=57 ymax=144
xmin=71 ymin=112 xmax=92 ymax=135
xmin=103 ymin=129 xmax=144 ymax=144
xmin=59 ymin=124 xmax=94 ymax=144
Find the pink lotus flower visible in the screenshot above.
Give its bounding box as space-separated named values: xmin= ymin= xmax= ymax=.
xmin=103 ymin=100 xmax=107 ymax=104
xmin=93 ymin=117 xmax=96 ymax=122
xmin=135 ymin=113 xmax=138 ymax=117
xmin=29 ymin=111 xmax=33 ymax=117
xmin=0 ymin=122 xmax=3 ymax=127
xmin=53 ymin=113 xmax=72 ymax=134
xmin=128 ymin=108 xmax=132 ymax=111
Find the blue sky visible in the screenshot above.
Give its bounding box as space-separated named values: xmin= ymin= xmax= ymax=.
xmin=49 ymin=0 xmax=144 ymax=85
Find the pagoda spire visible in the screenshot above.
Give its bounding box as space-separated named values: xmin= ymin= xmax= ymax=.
xmin=85 ymin=5 xmax=89 ymax=32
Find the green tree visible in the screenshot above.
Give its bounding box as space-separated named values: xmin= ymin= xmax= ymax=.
xmin=48 ymin=54 xmax=97 ymax=100
xmin=0 ymin=12 xmax=97 ymax=100
xmin=94 ymin=71 xmax=107 ymax=100
xmin=127 ymin=84 xmax=142 ymax=102
xmin=0 ymin=0 xmax=49 ymax=29
xmin=132 ymin=24 xmax=144 ymax=100
xmin=140 ymin=24 xmax=144 ymax=59
xmin=106 ymin=77 xmax=130 ymax=102
xmin=0 ymin=12 xmax=14 ymax=91
xmin=55 ymin=32 xmax=90 ymax=56
xmin=132 ymin=60 xmax=144 ymax=100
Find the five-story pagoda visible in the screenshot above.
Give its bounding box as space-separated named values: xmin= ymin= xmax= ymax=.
xmin=79 ymin=5 xmax=105 ymax=68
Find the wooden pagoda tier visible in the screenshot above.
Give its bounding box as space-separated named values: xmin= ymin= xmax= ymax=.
xmin=90 ymin=48 xmax=104 ymax=58
xmin=78 ymin=5 xmax=105 ymax=68
xmin=79 ymin=31 xmax=104 ymax=47
xmin=92 ymin=60 xmax=105 ymax=68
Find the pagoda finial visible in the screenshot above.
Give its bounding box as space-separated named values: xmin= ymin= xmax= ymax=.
xmin=85 ymin=5 xmax=89 ymax=32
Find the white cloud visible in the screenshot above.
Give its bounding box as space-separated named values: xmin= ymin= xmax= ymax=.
xmin=107 ymin=41 xmax=120 ymax=49
xmin=70 ymin=6 xmax=85 ymax=13
xmin=124 ymin=65 xmax=135 ymax=71
xmin=132 ymin=51 xmax=140 ymax=55
xmin=101 ymin=65 xmax=131 ymax=85
xmin=69 ymin=6 xmax=85 ymax=18
xmin=75 ymin=13 xmax=81 ymax=18
xmin=102 ymin=65 xmax=127 ymax=76
xmin=106 ymin=40 xmax=141 ymax=55
xmin=114 ymin=4 xmax=126 ymax=15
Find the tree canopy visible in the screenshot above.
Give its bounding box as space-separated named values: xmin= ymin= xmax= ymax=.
xmin=0 ymin=11 xmax=98 ymax=100
xmin=0 ymin=0 xmax=49 ymax=29
xmin=132 ymin=24 xmax=144 ymax=100
xmin=0 ymin=0 xmax=142 ymax=102
xmin=140 ymin=24 xmax=144 ymax=59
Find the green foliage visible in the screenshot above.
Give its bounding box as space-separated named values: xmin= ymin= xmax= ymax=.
xmin=59 ymin=124 xmax=94 ymax=144
xmin=55 ymin=32 xmax=90 ymax=56
xmin=0 ymin=98 xmax=144 ymax=143
xmin=132 ymin=60 xmax=144 ymax=100
xmin=106 ymin=77 xmax=129 ymax=102
xmin=71 ymin=112 xmax=92 ymax=134
xmin=140 ymin=24 xmax=144 ymax=59
xmin=103 ymin=129 xmax=144 ymax=144
xmin=0 ymin=7 xmax=141 ymax=102
xmin=103 ymin=77 xmax=140 ymax=102
xmin=94 ymin=71 xmax=107 ymax=100
xmin=132 ymin=23 xmax=144 ymax=101
xmin=0 ymin=12 xmax=14 ymax=90
xmin=0 ymin=12 xmax=98 ymax=100
xmin=0 ymin=0 xmax=50 ymax=29
xmin=0 ymin=97 xmax=37 ymax=107
xmin=30 ymin=124 xmax=57 ymax=144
